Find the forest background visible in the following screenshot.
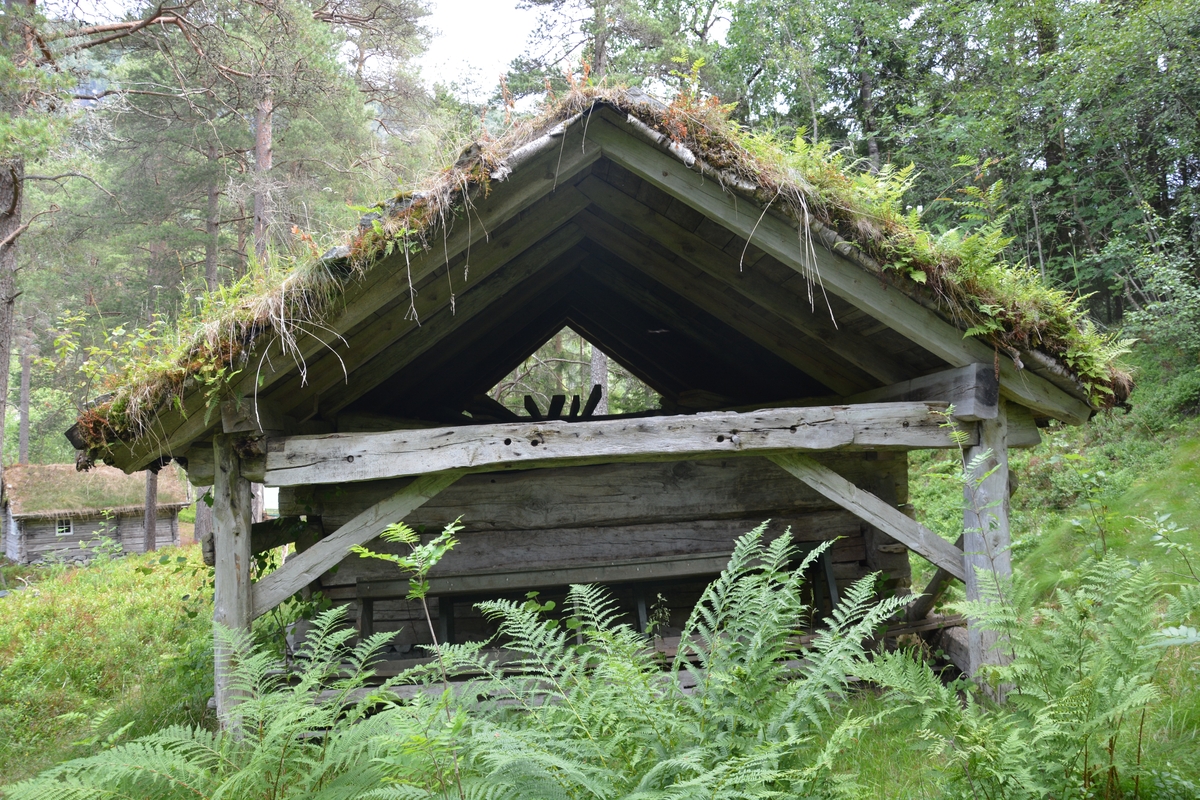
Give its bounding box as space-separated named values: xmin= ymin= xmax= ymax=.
xmin=2 ymin=0 xmax=1197 ymax=465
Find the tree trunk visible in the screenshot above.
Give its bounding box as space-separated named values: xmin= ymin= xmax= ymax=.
xmin=0 ymin=158 xmax=23 ymax=486
xmin=205 ymin=143 xmax=221 ymax=292
xmin=855 ymin=23 xmax=880 ymax=174
xmin=17 ymin=348 xmax=30 ymax=463
xmin=589 ymin=344 xmax=609 ymax=415
xmin=591 ymin=0 xmax=608 ymax=80
xmin=252 ymin=89 xmax=274 ymax=263
xmin=143 ymin=469 xmax=159 ymax=552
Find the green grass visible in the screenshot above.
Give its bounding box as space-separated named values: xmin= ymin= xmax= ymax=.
xmin=0 ymin=546 xmax=213 ymax=785
xmin=898 ymin=353 xmax=1200 ymax=795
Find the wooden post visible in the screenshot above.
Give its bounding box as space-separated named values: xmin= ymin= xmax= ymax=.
xmin=963 ymin=398 xmax=1012 ymax=676
xmin=212 ymin=434 xmax=253 ymax=730
xmin=142 ymin=469 xmax=159 ymax=552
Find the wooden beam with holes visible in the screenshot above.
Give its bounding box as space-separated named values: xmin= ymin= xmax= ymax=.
xmin=768 ymin=452 xmax=966 ymax=580
xmin=585 ymin=110 xmax=1094 ymax=424
xmin=259 ymin=402 xmax=974 ymax=487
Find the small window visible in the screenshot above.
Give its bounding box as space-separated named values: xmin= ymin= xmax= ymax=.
xmin=56 ymin=518 xmax=73 ymax=537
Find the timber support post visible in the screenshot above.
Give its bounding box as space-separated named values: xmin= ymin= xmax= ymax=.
xmin=212 ymin=434 xmax=253 ymax=730
xmin=962 ymin=398 xmax=1012 ymax=677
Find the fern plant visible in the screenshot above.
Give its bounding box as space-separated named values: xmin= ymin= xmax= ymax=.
xmin=867 ymin=554 xmax=1191 ymax=799
xmin=3 ymin=611 xmax=404 ymax=800
xmin=368 ymin=524 xmax=908 ymax=799
xmin=6 ymin=525 xmax=908 ymax=799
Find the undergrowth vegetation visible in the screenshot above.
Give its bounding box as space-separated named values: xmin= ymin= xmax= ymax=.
xmin=4 ymin=525 xmax=1198 ymax=799
xmin=70 ymin=85 xmax=1131 ymax=467
xmin=0 ymin=546 xmax=213 ymax=784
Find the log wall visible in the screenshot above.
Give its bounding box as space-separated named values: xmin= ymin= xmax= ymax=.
xmin=281 ymin=453 xmax=912 ymax=648
xmin=11 ymin=511 xmax=180 ymax=564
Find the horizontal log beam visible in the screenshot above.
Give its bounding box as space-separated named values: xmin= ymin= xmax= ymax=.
xmin=251 ymin=472 xmax=461 ymax=618
xmin=769 ymin=452 xmax=966 ymax=580
xmin=261 ymin=403 xmax=973 ymax=487
xmin=846 ymin=364 xmax=998 ymax=421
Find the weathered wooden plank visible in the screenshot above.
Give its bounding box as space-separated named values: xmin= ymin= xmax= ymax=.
xmin=250 ymin=471 xmax=461 ymax=618
xmin=360 ymin=552 xmax=739 ymax=598
xmin=330 ymin=513 xmax=868 ymax=588
xmin=587 ymin=112 xmax=1094 ymax=424
xmin=847 ymin=364 xmax=998 ymax=421
xmin=262 ymin=403 xmax=967 ymax=487
xmin=963 ymin=399 xmax=1012 ymax=676
xmin=576 ymin=175 xmax=912 ymax=385
xmin=212 ymin=435 xmax=254 ymax=730
xmin=769 ymin=452 xmax=967 ymax=580
xmin=281 ymin=455 xmax=897 ymax=532
xmin=1006 ymin=403 xmax=1041 ymax=448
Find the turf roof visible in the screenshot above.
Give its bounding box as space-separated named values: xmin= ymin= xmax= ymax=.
xmin=4 ymin=463 xmax=190 ymax=519
xmin=71 ymin=86 xmax=1133 ymax=462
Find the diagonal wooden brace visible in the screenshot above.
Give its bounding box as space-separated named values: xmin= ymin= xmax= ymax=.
xmin=251 ymin=471 xmax=462 ymax=618
xmin=769 ymin=453 xmax=966 ymax=581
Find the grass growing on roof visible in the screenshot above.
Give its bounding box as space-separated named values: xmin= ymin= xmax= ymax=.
xmin=3 ymin=464 xmax=189 ymax=518
xmin=72 ymin=85 xmax=1132 ymax=464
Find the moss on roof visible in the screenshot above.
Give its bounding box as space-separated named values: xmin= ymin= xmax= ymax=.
xmin=72 ymin=86 xmax=1133 ymax=463
xmin=3 ymin=463 xmax=190 ymax=519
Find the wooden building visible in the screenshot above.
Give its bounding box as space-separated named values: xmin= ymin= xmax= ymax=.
xmin=2 ymin=463 xmax=188 ymax=563
xmin=67 ymin=91 xmax=1123 ymax=727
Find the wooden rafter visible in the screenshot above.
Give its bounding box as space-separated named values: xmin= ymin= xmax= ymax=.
xmin=585 ymin=111 xmax=1093 ymax=424
xmin=312 ymin=230 xmax=589 ymax=417
xmin=267 ymin=191 xmax=593 ymax=418
xmin=576 ymin=210 xmax=874 ymax=395
xmin=576 ymin=175 xmax=914 ymax=386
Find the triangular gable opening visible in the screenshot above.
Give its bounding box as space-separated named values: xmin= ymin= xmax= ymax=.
xmin=489 ymin=326 xmax=660 ymax=418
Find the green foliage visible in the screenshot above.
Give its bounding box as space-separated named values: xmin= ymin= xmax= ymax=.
xmin=490 ymin=326 xmax=660 ymax=415
xmin=0 ymin=547 xmax=213 ymax=783
xmin=3 ymin=611 xmax=402 ymax=800
xmin=869 ymin=555 xmax=1192 ymax=798
xmin=6 ymin=527 xmax=909 ymax=798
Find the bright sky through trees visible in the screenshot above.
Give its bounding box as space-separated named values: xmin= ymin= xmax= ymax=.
xmin=418 ymin=0 xmax=539 ymax=93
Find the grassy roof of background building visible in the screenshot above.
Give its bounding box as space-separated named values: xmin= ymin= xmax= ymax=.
xmin=3 ymin=463 xmax=190 ymax=519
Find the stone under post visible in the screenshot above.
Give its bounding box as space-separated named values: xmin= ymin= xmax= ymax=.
xmin=212 ymin=434 xmax=254 ymax=730
xmin=962 ymin=397 xmax=1012 ymax=677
